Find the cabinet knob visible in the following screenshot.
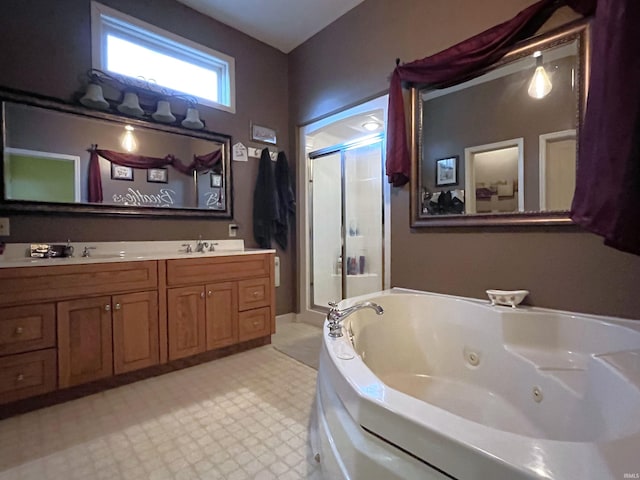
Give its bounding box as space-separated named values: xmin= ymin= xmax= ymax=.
xmin=105 ymin=304 xmax=111 ymax=312
xmin=207 ymin=290 xmax=212 ymax=297
xmin=16 ymin=374 xmax=24 ymax=382
xmin=253 ymin=321 xmax=260 ymax=327
xmin=114 ymin=303 xmax=121 ymax=310
xmin=252 ymin=291 xmax=260 ymax=297
xmin=200 ymin=292 xmax=205 ymax=299
xmin=14 ymin=326 xmax=24 ymax=335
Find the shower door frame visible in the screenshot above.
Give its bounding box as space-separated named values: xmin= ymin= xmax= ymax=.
xmin=308 ymin=135 xmax=385 ymax=312
xmin=297 ymin=94 xmax=390 ymax=327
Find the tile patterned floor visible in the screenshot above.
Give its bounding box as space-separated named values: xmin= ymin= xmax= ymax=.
xmin=0 ymin=345 xmax=321 ymax=480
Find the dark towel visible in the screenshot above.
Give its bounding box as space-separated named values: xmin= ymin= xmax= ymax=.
xmin=274 ymin=152 xmax=295 ymax=250
xmin=253 ymin=148 xmax=279 ymax=249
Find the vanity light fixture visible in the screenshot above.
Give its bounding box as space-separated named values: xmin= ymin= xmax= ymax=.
xmin=528 ymin=51 xmax=553 ymax=99
xmin=362 ymin=120 xmax=382 ymax=131
xmin=80 ymin=83 xmax=109 ymax=110
xmin=117 ymin=92 xmax=144 ymax=117
xmin=182 ymin=106 xmax=204 ymax=130
xmin=152 ymin=100 xmax=176 ymax=123
xmin=121 ymin=125 xmax=138 ymax=152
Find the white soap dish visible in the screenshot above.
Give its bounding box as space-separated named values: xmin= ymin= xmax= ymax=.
xmin=486 ymin=289 xmax=529 ymax=308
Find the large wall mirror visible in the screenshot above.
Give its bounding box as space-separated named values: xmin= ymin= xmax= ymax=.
xmin=1 ymin=90 xmax=232 ymax=217
xmin=411 ymin=21 xmax=589 ymax=227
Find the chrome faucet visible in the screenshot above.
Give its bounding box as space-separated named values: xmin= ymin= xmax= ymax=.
xmin=326 ymin=301 xmax=384 ymax=338
xmin=82 ymin=246 xmax=96 ymax=257
xmin=195 ymin=236 xmax=209 ymax=253
xmin=181 ymin=243 xmax=193 ymax=254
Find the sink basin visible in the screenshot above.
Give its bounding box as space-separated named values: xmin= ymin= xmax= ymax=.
xmin=85 ymin=253 xmax=126 ymax=260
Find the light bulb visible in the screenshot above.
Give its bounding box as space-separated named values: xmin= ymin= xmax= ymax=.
xmin=121 ymin=125 xmax=137 ymax=152
xmin=362 ymin=120 xmax=381 ymax=131
xmin=528 ymin=56 xmax=552 ymax=99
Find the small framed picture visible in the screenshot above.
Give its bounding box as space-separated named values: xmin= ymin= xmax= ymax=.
xmin=111 ymin=164 xmax=134 ymax=181
xmin=210 ymin=173 xmax=223 ymax=188
xmin=435 ymin=156 xmax=458 ymax=186
xmin=147 ymin=168 xmax=168 ymax=184
xmin=250 ymin=123 xmax=277 ymax=145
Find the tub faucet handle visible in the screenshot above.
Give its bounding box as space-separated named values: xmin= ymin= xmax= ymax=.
xmin=326 ymin=300 xmax=383 ymax=338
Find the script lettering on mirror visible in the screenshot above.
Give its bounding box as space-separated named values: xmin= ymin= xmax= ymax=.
xmin=112 ymin=188 xmax=177 ymax=207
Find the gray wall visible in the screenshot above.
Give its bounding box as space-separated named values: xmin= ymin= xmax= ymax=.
xmin=289 ymin=0 xmax=640 ymax=319
xmin=0 ymin=0 xmax=295 ymax=314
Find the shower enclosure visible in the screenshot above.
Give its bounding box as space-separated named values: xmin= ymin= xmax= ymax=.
xmin=309 ymin=137 xmax=384 ymax=310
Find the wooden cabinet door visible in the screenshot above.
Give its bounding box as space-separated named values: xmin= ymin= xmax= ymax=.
xmin=205 ymin=282 xmax=237 ymax=350
xmin=113 ymin=291 xmax=159 ymax=375
xmin=167 ymin=286 xmax=206 ymax=360
xmin=58 ymin=297 xmax=113 ymax=388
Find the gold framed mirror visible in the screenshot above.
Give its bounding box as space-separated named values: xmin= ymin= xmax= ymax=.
xmin=410 ymin=20 xmax=590 ymax=227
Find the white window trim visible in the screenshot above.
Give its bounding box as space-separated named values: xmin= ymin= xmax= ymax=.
xmin=91 ymin=1 xmax=236 ymax=113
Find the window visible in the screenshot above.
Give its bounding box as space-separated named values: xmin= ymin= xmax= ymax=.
xmin=91 ymin=2 xmax=235 ymax=113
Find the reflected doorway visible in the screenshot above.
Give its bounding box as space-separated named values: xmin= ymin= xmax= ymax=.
xmin=464 ymin=138 xmax=524 ymax=214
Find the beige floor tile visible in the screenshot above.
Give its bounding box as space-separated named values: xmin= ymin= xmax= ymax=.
xmin=0 ymin=340 xmax=321 ymax=479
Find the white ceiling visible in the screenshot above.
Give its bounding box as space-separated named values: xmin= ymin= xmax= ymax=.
xmin=176 ymin=0 xmax=365 ymax=53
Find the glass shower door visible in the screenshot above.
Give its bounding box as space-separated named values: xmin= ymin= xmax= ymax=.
xmin=344 ymin=142 xmax=384 ymax=298
xmin=311 ymin=152 xmax=342 ymax=309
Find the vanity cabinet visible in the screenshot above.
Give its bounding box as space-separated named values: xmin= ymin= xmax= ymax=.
xmin=0 ymin=261 xmax=159 ymax=395
xmin=166 ymin=253 xmax=275 ymax=361
xmin=0 ymin=304 xmax=57 ymax=403
xmin=0 ymin=251 xmax=274 ymax=411
xmin=58 ymin=291 xmax=160 ymax=387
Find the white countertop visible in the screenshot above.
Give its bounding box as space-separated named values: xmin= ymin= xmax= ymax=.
xmin=0 ymin=240 xmax=275 ymax=268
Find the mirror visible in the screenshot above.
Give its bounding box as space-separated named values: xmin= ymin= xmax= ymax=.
xmin=411 ymin=21 xmax=589 ymax=227
xmin=1 ymin=91 xmax=232 ymax=217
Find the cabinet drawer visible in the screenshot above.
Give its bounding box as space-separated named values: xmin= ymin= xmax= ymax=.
xmin=167 ymin=254 xmax=270 ymax=286
xmin=238 ymin=307 xmax=271 ymax=342
xmin=0 ymin=304 xmax=56 ymax=356
xmin=0 ymin=349 xmax=57 ymax=404
xmin=0 ymin=261 xmax=158 ymax=307
xmin=238 ymin=278 xmax=270 ymax=311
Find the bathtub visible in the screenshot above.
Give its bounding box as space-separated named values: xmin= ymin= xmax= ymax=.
xmin=310 ymin=288 xmax=640 ymax=480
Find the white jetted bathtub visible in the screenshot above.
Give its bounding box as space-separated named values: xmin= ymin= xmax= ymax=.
xmin=310 ymin=289 xmax=640 ymax=480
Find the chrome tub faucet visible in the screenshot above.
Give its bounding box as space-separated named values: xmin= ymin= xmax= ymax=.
xmin=326 ymin=301 xmax=384 ymax=338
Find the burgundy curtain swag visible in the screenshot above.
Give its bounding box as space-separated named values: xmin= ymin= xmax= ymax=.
xmin=385 ymin=0 xmax=595 ymax=187
xmin=570 ymin=0 xmax=640 ymax=255
xmin=88 ymin=148 xmax=222 ymax=203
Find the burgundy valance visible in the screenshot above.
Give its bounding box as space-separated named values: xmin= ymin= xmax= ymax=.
xmin=385 ymin=0 xmax=595 ymax=187
xmin=88 ymin=148 xmax=222 ymax=203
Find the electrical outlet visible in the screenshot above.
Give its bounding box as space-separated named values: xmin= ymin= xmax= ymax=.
xmin=228 ymin=223 xmax=238 ymax=237
xmin=0 ymin=218 xmax=9 ymax=236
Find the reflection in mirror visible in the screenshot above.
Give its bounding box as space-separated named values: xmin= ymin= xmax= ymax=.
xmin=413 ymin=21 xmax=588 ymax=226
xmin=1 ymin=95 xmax=232 ymax=217
xmin=465 ymin=138 xmax=524 ymax=214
